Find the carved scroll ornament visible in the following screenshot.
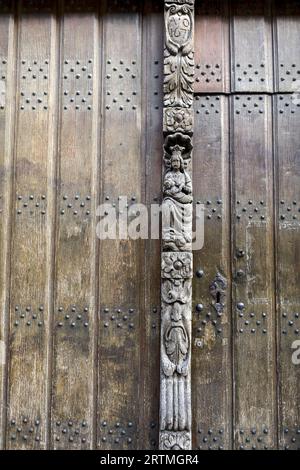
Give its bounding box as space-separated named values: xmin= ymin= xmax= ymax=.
xmin=160 ymin=430 xmax=191 ymax=450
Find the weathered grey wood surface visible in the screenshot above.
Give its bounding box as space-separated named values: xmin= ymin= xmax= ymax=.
xmin=0 ymin=0 xmax=299 ymax=450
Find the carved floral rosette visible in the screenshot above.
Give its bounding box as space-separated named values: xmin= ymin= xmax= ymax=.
xmin=160 ymin=0 xmax=194 ymax=451
xmin=163 ymin=107 xmax=194 ymax=134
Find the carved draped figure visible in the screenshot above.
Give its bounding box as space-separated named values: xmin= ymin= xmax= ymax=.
xmin=162 ymin=168 xmax=193 ymax=251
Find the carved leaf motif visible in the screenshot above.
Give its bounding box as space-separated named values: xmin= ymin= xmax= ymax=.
xmin=162 ymin=302 xmax=190 ymax=377
xmin=164 ymin=51 xmax=194 ymax=107
xmin=164 ymin=3 xmax=194 ymax=108
xmin=160 ymin=431 xmax=191 ymax=450
xmin=165 ymin=324 xmax=189 ymax=371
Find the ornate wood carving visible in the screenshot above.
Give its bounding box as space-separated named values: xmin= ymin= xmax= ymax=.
xmin=164 ymin=2 xmax=194 ymax=107
xmin=210 ymin=272 xmax=227 ymax=315
xmin=160 ymin=0 xmax=194 ymax=451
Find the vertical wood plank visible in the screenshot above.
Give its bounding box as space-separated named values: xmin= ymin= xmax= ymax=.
xmin=6 ymin=0 xmax=57 ymax=449
xmin=97 ymin=0 xmax=144 ymax=450
xmin=232 ymin=94 xmax=276 ymax=449
xmin=192 ymin=95 xmax=232 ymax=450
xmin=0 ymin=0 xmax=16 ymax=450
xmin=141 ymin=0 xmax=163 ymax=450
xmin=50 ymin=0 xmax=98 ymax=450
xmin=275 ymin=93 xmax=300 ymax=449
xmin=274 ymin=0 xmax=300 ymax=92
xmin=194 ymin=0 xmax=230 ymax=93
xmin=231 ymin=0 xmax=273 ymax=93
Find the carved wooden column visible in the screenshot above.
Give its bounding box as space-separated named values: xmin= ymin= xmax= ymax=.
xmin=160 ymin=0 xmax=194 ymax=451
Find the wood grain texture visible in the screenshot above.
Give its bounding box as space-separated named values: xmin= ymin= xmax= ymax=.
xmin=0 ymin=0 xmax=299 ymax=451
xmin=231 ymin=94 xmax=276 ymax=449
xmin=6 ymin=1 xmax=56 ymax=449
xmin=274 ymin=93 xmax=300 ymax=449
xmin=141 ymin=0 xmax=163 ymax=450
xmin=194 ymin=0 xmax=230 ymax=93
xmin=97 ymin=0 xmax=144 ymax=450
xmin=274 ymin=0 xmax=300 ymax=92
xmin=231 ymin=0 xmax=273 ymax=93
xmin=0 ymin=0 xmax=16 ymax=450
xmin=192 ymin=95 xmax=232 ymax=450
xmin=50 ymin=0 xmax=98 ymax=450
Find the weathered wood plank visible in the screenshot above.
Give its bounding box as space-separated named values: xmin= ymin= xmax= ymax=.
xmin=140 ymin=0 xmax=163 ymax=450
xmin=232 ymin=94 xmax=276 ymax=449
xmin=194 ymin=0 xmax=230 ymax=93
xmin=0 ymin=0 xmax=16 ymax=450
xmin=231 ymin=0 xmax=273 ymax=93
xmin=97 ymin=0 xmax=144 ymax=450
xmin=6 ymin=1 xmax=57 ymax=449
xmin=274 ymin=93 xmax=300 ymax=449
xmin=51 ymin=0 xmax=98 ymax=450
xmin=192 ymin=95 xmax=232 ymax=450
xmin=274 ymin=0 xmax=300 ymax=92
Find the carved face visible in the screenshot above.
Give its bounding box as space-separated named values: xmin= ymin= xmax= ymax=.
xmin=171 ymin=154 xmax=181 ymax=171
xmin=170 ymin=302 xmax=182 ymax=322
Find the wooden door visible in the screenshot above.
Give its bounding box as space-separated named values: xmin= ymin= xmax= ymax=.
xmin=0 ymin=0 xmax=299 ymax=451
xmin=192 ymin=0 xmax=300 ymax=450
xmin=0 ymin=0 xmax=162 ymax=451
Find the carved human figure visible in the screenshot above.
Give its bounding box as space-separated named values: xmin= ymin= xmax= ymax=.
xmin=162 ymin=145 xmax=192 ymax=251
